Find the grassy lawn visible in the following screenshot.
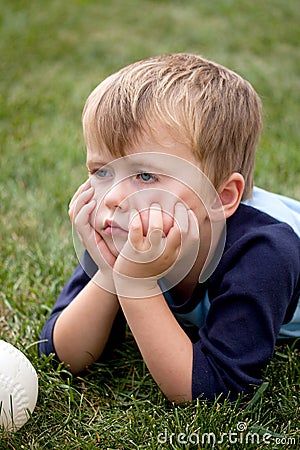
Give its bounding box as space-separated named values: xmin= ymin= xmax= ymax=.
xmin=0 ymin=0 xmax=299 ymax=448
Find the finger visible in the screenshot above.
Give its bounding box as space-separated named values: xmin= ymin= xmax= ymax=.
xmin=163 ymin=202 xmax=188 ymax=252
xmin=69 ymin=178 xmax=91 ymax=205
xmin=164 ymin=224 xmax=181 ymax=253
xmin=147 ymin=203 xmax=164 ymax=246
xmin=174 ymin=202 xmax=189 ymax=235
xmin=70 ymin=188 xmax=94 ymax=222
xmin=128 ymin=209 xmax=143 ymax=248
xmin=69 ymin=179 xmax=91 ymax=213
xmin=73 ymin=198 xmax=96 ymax=233
xmin=175 ymin=209 xmax=199 ymax=265
xmin=187 ymin=209 xmax=199 ymax=240
xmin=69 ymin=186 xmax=94 ymax=221
xmin=69 ymin=181 xmax=92 ymax=213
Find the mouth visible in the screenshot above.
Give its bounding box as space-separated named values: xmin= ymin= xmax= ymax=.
xmin=102 ymin=219 xmax=128 ymax=237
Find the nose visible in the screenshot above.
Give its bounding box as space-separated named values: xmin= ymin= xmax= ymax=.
xmin=103 ymin=178 xmax=131 ymax=211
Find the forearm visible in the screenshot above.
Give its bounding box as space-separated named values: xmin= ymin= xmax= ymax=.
xmin=118 ymin=290 xmax=193 ymax=403
xmin=53 ymin=275 xmax=119 ymax=374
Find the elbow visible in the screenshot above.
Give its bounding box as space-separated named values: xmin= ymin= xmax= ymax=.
xmin=165 ymin=390 xmax=192 ymax=404
xmin=57 ymin=358 xmax=90 ymax=375
xmin=58 ymin=352 xmax=95 ymax=375
xmin=162 ymin=380 xmax=193 ymax=404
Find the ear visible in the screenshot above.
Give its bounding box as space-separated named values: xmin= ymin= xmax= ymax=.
xmin=217 ymin=173 xmax=245 ymax=219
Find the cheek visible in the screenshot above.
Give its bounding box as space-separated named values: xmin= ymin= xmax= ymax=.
xmin=88 ymin=204 xmax=99 ymax=229
xmin=89 ymin=195 xmax=106 ymax=230
xmin=89 ymin=180 xmax=112 ymax=227
xmin=139 ymin=209 xmax=173 ymax=236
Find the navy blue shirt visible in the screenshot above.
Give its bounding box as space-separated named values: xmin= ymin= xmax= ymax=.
xmin=39 ymin=188 xmax=300 ymax=401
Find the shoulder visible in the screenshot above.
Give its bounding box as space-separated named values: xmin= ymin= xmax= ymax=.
xmin=213 ymin=199 xmax=300 ymax=290
xmin=226 ymin=191 xmax=300 ymax=253
xmin=241 ymin=186 xmax=300 ymax=237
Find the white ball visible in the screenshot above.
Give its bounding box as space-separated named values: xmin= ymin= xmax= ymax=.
xmin=0 ymin=340 xmax=38 ymax=431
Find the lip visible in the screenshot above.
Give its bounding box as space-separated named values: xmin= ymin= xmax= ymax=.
xmin=103 ymin=219 xmax=128 ymax=236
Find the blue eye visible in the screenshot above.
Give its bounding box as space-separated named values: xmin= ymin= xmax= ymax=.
xmin=137 ymin=172 xmax=157 ymax=183
xmin=96 ymin=168 xmax=112 ymax=178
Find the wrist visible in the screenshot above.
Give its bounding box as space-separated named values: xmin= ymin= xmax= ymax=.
xmin=92 ymin=270 xmax=116 ymax=295
xmin=113 ymin=272 xmax=161 ymax=299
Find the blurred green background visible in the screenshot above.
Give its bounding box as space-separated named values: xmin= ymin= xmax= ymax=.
xmin=1 ymin=0 xmax=299 ymax=254
xmin=0 ymin=1 xmax=299 ymax=447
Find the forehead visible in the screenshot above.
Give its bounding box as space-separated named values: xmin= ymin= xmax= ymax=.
xmin=86 ymin=124 xmax=199 ymax=168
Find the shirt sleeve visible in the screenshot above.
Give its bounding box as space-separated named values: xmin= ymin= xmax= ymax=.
xmin=191 ymin=224 xmax=300 ymax=401
xmin=38 ymin=252 xmax=96 ymax=357
xmin=38 ymin=251 xmax=126 ymax=358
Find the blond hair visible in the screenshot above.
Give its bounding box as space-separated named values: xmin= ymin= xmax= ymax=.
xmin=82 ymin=53 xmax=262 ymax=199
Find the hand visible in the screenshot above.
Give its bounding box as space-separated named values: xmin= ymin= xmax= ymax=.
xmin=69 ymin=179 xmax=116 ymax=292
xmin=113 ymin=203 xmax=198 ymax=298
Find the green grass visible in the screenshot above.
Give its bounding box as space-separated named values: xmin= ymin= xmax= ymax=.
xmin=0 ymin=0 xmax=299 ymax=448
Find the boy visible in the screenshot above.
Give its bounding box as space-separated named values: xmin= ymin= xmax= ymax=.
xmin=39 ymin=53 xmax=300 ymax=403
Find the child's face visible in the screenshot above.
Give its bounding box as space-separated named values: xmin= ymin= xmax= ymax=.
xmin=86 ymin=127 xmax=219 ymax=257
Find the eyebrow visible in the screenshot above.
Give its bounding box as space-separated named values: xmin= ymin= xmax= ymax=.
xmin=128 ymin=152 xmax=177 ymax=173
xmin=86 ymin=157 xmax=165 ymax=172
xmin=86 ymin=159 xmax=110 ymax=171
xmin=128 ymin=161 xmax=165 ymax=173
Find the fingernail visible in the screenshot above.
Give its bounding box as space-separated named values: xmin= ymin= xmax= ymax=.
xmin=151 ymin=203 xmax=161 ymax=210
xmin=175 ymin=202 xmax=183 ymax=211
